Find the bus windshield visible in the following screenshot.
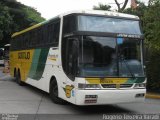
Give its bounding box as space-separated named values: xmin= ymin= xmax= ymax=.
xmin=78 ymin=36 xmax=144 ymax=77
xmin=78 ymin=15 xmax=142 ymax=35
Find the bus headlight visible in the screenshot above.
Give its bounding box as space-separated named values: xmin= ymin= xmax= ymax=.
xmin=78 ymin=84 xmax=101 ymax=89
xmin=134 ymin=83 xmax=146 ymax=89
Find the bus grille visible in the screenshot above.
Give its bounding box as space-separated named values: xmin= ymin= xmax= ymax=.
xmin=101 ymin=84 xmax=133 ymax=88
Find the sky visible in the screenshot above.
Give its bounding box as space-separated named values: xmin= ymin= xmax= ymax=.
xmin=17 ymin=0 xmax=149 ymax=19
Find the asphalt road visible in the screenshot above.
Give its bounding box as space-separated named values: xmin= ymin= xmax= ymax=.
xmin=0 ymin=69 xmax=160 ymax=120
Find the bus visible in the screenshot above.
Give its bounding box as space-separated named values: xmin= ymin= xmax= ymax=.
xmin=10 ymin=10 xmax=146 ymax=105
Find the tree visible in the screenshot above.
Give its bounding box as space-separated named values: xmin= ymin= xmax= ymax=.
xmin=93 ymin=4 xmax=111 ymax=11
xmin=144 ymin=0 xmax=160 ymax=50
xmin=0 ymin=2 xmax=13 ymax=42
xmin=2 ymin=0 xmax=45 ymax=30
xmin=123 ymin=0 xmax=160 ymax=90
xmin=142 ymin=0 xmax=160 ymax=89
xmin=0 ymin=0 xmax=45 ymax=47
xmin=93 ymin=0 xmax=129 ymax=12
xmin=123 ymin=1 xmax=148 ymax=31
xmin=114 ymin=0 xmax=128 ymax=12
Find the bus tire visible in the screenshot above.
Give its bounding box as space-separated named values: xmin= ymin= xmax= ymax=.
xmin=14 ymin=68 xmax=17 ymax=81
xmin=16 ymin=70 xmax=25 ymax=86
xmin=50 ymin=80 xmax=67 ymax=104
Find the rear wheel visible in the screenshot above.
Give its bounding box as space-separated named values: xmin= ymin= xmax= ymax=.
xmin=16 ymin=70 xmax=25 ymax=86
xmin=50 ymin=80 xmax=66 ymax=104
xmin=15 ymin=70 xmax=19 ymax=83
xmin=14 ymin=69 xmax=17 ymax=82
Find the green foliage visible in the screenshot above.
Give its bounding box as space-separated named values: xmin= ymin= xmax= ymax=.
xmin=22 ymin=7 xmax=45 ymax=25
xmin=123 ymin=0 xmax=160 ymax=90
xmin=143 ymin=0 xmax=160 ymax=90
xmin=93 ymin=4 xmax=111 ymax=11
xmin=93 ymin=0 xmax=129 ymax=12
xmin=0 ymin=2 xmax=13 ymax=41
xmin=146 ymin=49 xmax=160 ymax=90
xmin=123 ymin=2 xmax=147 ymax=18
xmin=0 ymin=0 xmax=45 ymax=47
xmin=123 ymin=2 xmax=148 ymax=33
xmin=144 ymin=0 xmax=160 ymax=51
xmin=3 ymin=0 xmax=45 ymax=30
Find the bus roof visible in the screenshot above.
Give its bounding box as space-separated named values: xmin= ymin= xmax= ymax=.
xmin=12 ymin=10 xmax=139 ymax=38
xmin=60 ymin=10 xmax=139 ymax=19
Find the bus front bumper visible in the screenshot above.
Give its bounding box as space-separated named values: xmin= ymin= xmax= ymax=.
xmin=75 ymin=89 xmax=146 ymax=105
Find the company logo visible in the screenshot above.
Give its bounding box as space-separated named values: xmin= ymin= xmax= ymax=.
xmin=63 ymin=85 xmax=74 ymax=98
xmin=48 ymin=54 xmax=58 ymax=61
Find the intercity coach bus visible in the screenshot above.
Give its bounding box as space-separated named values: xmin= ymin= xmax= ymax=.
xmin=10 ymin=10 xmax=146 ymax=105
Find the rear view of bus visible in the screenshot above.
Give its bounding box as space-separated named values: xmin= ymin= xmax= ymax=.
xmin=61 ymin=11 xmax=146 ymax=105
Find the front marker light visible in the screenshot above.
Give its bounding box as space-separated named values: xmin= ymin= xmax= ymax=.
xmin=134 ymin=83 xmax=146 ymax=89
xmin=78 ymin=83 xmax=101 ymax=89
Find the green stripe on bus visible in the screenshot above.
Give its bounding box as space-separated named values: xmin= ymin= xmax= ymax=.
xmin=29 ymin=48 xmax=49 ymax=80
xmin=28 ymin=49 xmax=41 ymax=78
xmin=125 ymin=77 xmax=145 ymax=84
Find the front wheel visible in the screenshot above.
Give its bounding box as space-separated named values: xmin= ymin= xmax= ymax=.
xmin=50 ymin=80 xmax=67 ymax=104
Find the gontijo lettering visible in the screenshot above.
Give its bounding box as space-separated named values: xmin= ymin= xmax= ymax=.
xmin=18 ymin=52 xmax=30 ymax=59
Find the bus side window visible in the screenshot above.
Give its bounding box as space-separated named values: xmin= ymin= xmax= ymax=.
xmin=30 ymin=31 xmax=33 ymax=48
xmin=37 ymin=28 xmax=43 ymax=47
xmin=47 ymin=19 xmax=60 ymax=47
xmin=19 ymin=35 xmax=23 ymax=49
xmin=47 ymin=23 xmax=54 ymax=45
xmin=10 ymin=38 xmax=14 ymax=50
xmin=26 ymin=33 xmax=30 ymax=48
xmin=42 ymin=26 xmax=46 ymax=47
xmin=24 ymin=34 xmax=28 ymax=49
xmin=53 ymin=21 xmax=60 ymax=46
xmin=37 ymin=28 xmax=41 ymax=47
xmin=21 ymin=35 xmax=24 ymax=49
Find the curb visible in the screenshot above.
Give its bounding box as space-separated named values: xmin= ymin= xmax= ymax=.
xmin=146 ymin=93 xmax=160 ymax=99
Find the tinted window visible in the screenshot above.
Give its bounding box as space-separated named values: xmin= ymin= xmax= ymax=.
xmin=118 ymin=38 xmax=144 ymax=77
xmin=79 ymin=36 xmax=117 ymax=77
xmin=78 ymin=15 xmax=142 ymax=34
xmin=63 ymin=15 xmax=77 ymax=35
xmin=10 ymin=18 xmax=60 ymax=50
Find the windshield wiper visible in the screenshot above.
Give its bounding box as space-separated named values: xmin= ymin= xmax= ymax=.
xmin=119 ymin=56 xmax=135 ymax=78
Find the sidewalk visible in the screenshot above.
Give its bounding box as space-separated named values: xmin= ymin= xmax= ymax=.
xmin=0 ymin=67 xmax=10 ymax=80
xmin=146 ymin=92 xmax=160 ymax=99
